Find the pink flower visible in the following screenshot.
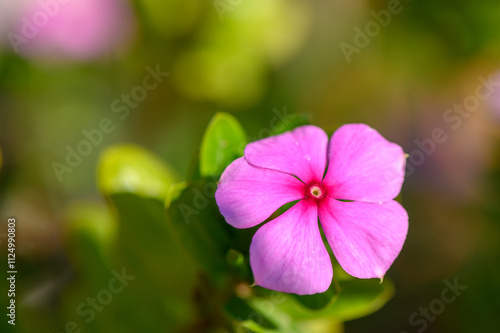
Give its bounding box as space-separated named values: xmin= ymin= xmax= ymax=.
xmin=12 ymin=0 xmax=134 ymax=61
xmin=215 ymin=124 xmax=408 ymax=295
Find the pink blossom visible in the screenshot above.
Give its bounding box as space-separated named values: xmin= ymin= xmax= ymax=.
xmin=215 ymin=124 xmax=408 ymax=295
xmin=11 ymin=0 xmax=134 ymax=61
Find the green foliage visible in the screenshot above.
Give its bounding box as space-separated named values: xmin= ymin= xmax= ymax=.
xmin=97 ymin=144 xmax=178 ymax=200
xmin=47 ymin=113 xmax=396 ymax=333
xmin=200 ymin=112 xmax=247 ymax=177
xmin=167 ymin=181 xmax=235 ymax=275
xmin=60 ymin=144 xmax=199 ymax=332
xmin=279 ymin=278 xmax=394 ymax=322
xmin=166 ymin=113 xmax=395 ymax=332
xmin=65 ymin=201 xmax=117 ymax=267
xmin=5 ymin=0 xmax=500 ymax=331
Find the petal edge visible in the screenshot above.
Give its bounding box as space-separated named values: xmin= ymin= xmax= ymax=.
xmin=215 ymin=157 xmax=304 ymax=229
xmin=319 ymin=198 xmax=408 ymax=279
xmin=324 ymin=124 xmax=406 ymax=202
xmin=245 ymin=125 xmax=328 ymax=184
xmin=250 ymin=200 xmax=333 ymax=295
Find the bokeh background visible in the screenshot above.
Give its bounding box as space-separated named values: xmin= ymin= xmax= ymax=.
xmin=1 ymin=0 xmax=500 ymax=332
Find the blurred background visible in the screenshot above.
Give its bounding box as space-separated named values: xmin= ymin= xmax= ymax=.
xmin=1 ymin=0 xmax=500 ymax=332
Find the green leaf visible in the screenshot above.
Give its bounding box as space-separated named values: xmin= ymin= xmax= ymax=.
xmin=245 ymin=293 xmax=304 ymax=333
xmin=165 ymin=181 xmax=188 ymax=209
xmin=273 ymin=277 xmax=394 ymax=322
xmin=166 ymin=181 xmax=234 ymax=275
xmin=97 ymin=144 xmax=178 ymax=200
xmin=226 ymin=293 xmax=306 ymax=333
xmin=105 ymin=193 xmax=198 ymax=331
xmin=96 ymin=144 xmax=193 ymax=288
xmin=292 ymin=282 xmax=337 ymax=310
xmin=110 ymin=193 xmax=193 ymax=280
xmin=224 ymin=296 xmax=277 ymax=331
xmin=64 ymin=200 xmax=117 ymax=279
xmin=65 ymin=200 xmax=117 ymax=259
xmin=325 ymin=278 xmax=394 ymax=321
xmin=240 ymin=320 xmax=279 ymax=333
xmin=296 ymin=319 xmax=343 ymax=333
xmin=200 ymin=112 xmax=246 ymax=177
xmin=96 ymin=144 xmax=197 ymax=331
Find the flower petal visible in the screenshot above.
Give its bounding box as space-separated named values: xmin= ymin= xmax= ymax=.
xmin=323 ymin=124 xmax=406 ymax=202
xmin=250 ymin=200 xmax=333 ymax=295
xmin=319 ymin=198 xmax=408 ymax=279
xmin=245 ymin=125 xmax=328 ymax=184
xmin=215 ymin=157 xmax=304 ymax=229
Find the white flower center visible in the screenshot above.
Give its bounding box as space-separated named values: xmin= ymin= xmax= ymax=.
xmin=309 ymin=185 xmax=323 ymax=199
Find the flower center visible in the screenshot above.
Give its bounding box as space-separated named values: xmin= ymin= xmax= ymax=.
xmin=308 ymin=184 xmax=324 ymax=199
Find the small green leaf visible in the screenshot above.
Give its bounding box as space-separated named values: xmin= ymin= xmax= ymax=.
xmin=200 ymin=112 xmax=246 ymax=177
xmin=97 ymin=144 xmax=178 ymax=200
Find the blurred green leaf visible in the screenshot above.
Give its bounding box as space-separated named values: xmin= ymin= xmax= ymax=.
xmin=165 ymin=181 xmax=188 ymax=209
xmin=226 ymin=295 xmax=306 ymax=333
xmin=292 ymin=282 xmax=337 ymax=310
xmin=95 ymin=144 xmax=197 ymax=332
xmin=273 ymin=277 xmax=394 ymax=322
xmin=65 ymin=200 xmax=117 ymax=262
xmin=225 ymin=296 xmax=277 ymax=331
xmin=296 ymin=319 xmax=343 ymax=333
xmin=243 ymin=293 xmax=304 ymax=333
xmin=96 ymin=143 xmax=195 ymax=289
xmin=200 ymin=112 xmax=246 ymax=177
xmin=141 ymin=0 xmax=202 ymax=38
xmin=97 ymin=144 xmax=178 ymax=200
xmin=240 ymin=321 xmax=280 ymax=333
xmin=64 ymin=201 xmax=117 ymax=289
xmin=226 ymin=249 xmax=245 ymax=267
xmin=166 ymin=181 xmax=234 ymax=275
xmin=270 ymin=111 xmax=310 ymax=135
xmin=108 ymin=191 xmax=198 ymax=332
